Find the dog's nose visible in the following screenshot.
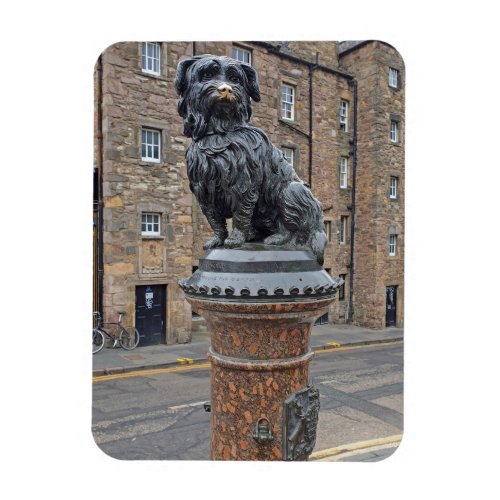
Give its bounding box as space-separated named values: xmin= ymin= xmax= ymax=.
xmin=217 ymin=83 xmax=233 ymax=99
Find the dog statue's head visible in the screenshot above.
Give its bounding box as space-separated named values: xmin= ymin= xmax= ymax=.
xmin=175 ymin=55 xmax=261 ymax=140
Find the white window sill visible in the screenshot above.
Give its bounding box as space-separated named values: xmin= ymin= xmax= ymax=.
xmin=141 ymin=69 xmax=161 ymax=77
xmin=141 ymin=234 xmax=164 ymax=240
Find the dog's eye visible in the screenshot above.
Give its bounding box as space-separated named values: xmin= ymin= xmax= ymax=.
xmin=202 ymin=69 xmax=216 ymax=80
xmin=228 ymin=74 xmax=240 ymax=84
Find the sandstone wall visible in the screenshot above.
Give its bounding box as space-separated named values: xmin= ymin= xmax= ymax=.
xmin=99 ymin=42 xmax=195 ymax=343
xmin=339 ymin=41 xmax=405 ymax=328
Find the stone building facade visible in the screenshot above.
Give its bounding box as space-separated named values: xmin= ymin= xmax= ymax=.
xmin=93 ymin=40 xmax=405 ymax=345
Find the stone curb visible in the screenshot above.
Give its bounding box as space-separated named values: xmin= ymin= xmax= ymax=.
xmin=92 ymin=337 xmax=403 ymax=377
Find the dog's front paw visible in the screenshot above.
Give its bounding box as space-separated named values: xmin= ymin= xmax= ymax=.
xmin=264 ymin=232 xmax=291 ymax=246
xmin=204 ymin=235 xmax=225 ymax=250
xmin=224 ymin=228 xmax=246 ymax=248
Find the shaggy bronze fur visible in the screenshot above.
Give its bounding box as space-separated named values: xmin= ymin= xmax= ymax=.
xmin=175 ymin=55 xmax=327 ymax=264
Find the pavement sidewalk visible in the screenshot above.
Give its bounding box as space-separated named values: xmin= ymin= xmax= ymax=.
xmin=92 ymin=322 xmax=403 ymax=376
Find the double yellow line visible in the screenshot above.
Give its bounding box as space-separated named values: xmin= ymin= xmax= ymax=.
xmin=92 ymin=362 xmax=210 ymax=383
xmin=93 ymin=340 xmax=402 ymax=383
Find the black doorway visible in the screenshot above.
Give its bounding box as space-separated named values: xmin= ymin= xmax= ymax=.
xmin=135 ymin=285 xmax=166 ymax=346
xmin=385 ymin=285 xmax=397 ymax=327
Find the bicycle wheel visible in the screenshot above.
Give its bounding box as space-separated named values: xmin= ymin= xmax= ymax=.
xmin=93 ymin=328 xmax=105 ymax=354
xmin=119 ymin=327 xmax=140 ymax=350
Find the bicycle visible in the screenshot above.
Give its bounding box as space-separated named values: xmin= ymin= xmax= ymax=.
xmin=92 ymin=311 xmax=140 ymax=354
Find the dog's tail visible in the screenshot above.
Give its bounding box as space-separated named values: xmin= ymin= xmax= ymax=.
xmin=282 ymin=182 xmax=327 ymax=265
xmin=310 ymin=230 xmax=327 ymax=266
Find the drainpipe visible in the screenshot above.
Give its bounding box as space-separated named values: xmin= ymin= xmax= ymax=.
xmin=347 ymin=79 xmax=358 ymax=323
xmin=96 ymin=56 xmax=104 ymax=316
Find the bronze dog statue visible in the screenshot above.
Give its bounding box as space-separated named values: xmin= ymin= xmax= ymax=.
xmin=175 ymin=55 xmax=327 ymax=264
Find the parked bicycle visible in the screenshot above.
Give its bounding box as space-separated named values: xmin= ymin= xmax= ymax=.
xmin=92 ymin=311 xmax=140 ymax=354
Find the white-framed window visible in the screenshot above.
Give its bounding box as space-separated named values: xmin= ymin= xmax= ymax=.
xmin=339 ymin=216 xmax=348 ymax=244
xmin=141 ymin=42 xmax=161 ymax=75
xmin=282 ymin=84 xmax=295 ymax=120
xmin=340 ymin=157 xmax=348 ymax=189
xmin=141 ymin=213 xmax=161 ymax=236
xmin=324 ymin=220 xmax=332 ymax=242
xmin=389 ymin=234 xmax=397 ymax=256
xmin=281 ymin=147 xmax=294 ymax=166
xmin=232 ymin=46 xmax=252 ymax=65
xmin=340 ymin=100 xmax=349 ymax=132
xmin=390 ymin=120 xmax=398 ymax=143
xmin=390 ymin=176 xmax=398 ymax=199
xmin=141 ymin=128 xmax=161 ymax=162
xmin=389 ymin=67 xmax=399 ymax=88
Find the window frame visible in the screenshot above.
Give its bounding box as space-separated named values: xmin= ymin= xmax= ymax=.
xmin=232 ymin=46 xmax=252 ymax=65
xmin=389 ymin=67 xmax=399 ymax=88
xmin=324 ymin=220 xmax=332 ymax=242
xmin=340 ymin=156 xmax=348 ymax=189
xmin=340 ymin=100 xmax=349 ymax=132
xmin=339 ymin=216 xmax=348 ymax=244
xmin=141 ymin=127 xmax=161 ymax=163
xmin=389 ymin=176 xmax=398 ymax=199
xmin=141 ymin=42 xmax=161 ymax=76
xmin=281 ymin=147 xmax=295 ymax=166
xmin=390 ymin=120 xmax=399 ymax=143
xmin=281 ymin=83 xmax=295 ymax=121
xmin=141 ymin=213 xmax=161 ymax=236
xmin=389 ymin=234 xmax=397 ymax=256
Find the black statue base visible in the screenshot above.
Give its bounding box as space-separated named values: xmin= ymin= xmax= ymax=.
xmin=179 ymin=243 xmax=342 ymax=300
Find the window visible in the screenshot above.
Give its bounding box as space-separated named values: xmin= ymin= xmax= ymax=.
xmin=324 ymin=221 xmax=332 ymax=242
xmin=282 ymin=84 xmax=295 ymax=120
xmin=338 ymin=274 xmax=346 ymax=301
xmin=141 ymin=42 xmax=161 ymax=75
xmin=232 ymin=46 xmax=251 ymax=65
xmin=390 ymin=177 xmax=398 ymax=199
xmin=390 ymin=120 xmax=398 ymax=143
xmin=339 ymin=216 xmax=348 ymax=244
xmin=340 ymin=100 xmax=349 ymax=132
xmin=340 ymin=157 xmax=348 ymax=189
xmin=141 ymin=128 xmax=161 ymax=162
xmin=141 ymin=213 xmax=160 ymax=236
xmin=389 ymin=68 xmax=399 ymax=88
xmin=281 ymin=147 xmax=294 ymax=166
xmin=389 ymin=234 xmax=397 ymax=256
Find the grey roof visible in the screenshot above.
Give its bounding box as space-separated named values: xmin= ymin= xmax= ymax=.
xmin=338 ymin=40 xmax=368 ymax=54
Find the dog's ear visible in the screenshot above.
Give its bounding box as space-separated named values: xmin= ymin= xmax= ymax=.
xmin=175 ymin=56 xmax=202 ymax=96
xmin=240 ymin=63 xmax=261 ymax=102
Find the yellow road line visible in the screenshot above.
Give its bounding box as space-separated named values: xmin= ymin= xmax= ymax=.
xmin=92 ymin=362 xmax=210 ymax=382
xmin=92 ymin=341 xmax=403 ymax=382
xmin=327 ymin=342 xmax=341 ymax=348
xmin=309 ymin=434 xmax=403 ymax=461
xmin=316 ymin=340 xmax=403 ymax=355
